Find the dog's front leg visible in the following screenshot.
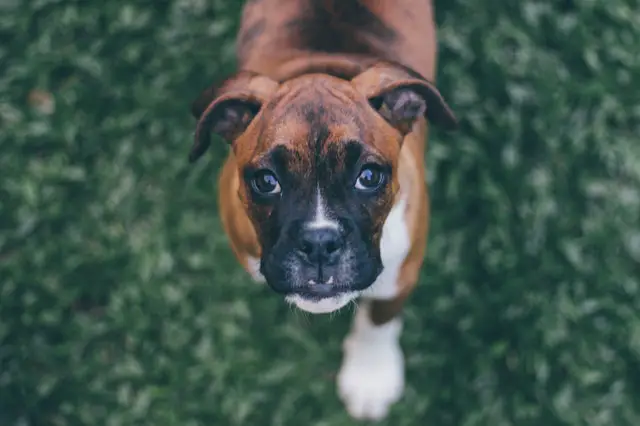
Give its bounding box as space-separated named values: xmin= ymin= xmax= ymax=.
xmin=337 ymin=296 xmax=408 ymax=421
xmin=337 ymin=196 xmax=418 ymax=421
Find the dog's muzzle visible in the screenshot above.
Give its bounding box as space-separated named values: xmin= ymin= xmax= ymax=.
xmin=291 ymin=227 xmax=348 ymax=298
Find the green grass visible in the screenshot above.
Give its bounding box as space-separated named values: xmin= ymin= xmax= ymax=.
xmin=1 ymin=0 xmax=639 ymax=425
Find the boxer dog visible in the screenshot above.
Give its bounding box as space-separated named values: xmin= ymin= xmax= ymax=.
xmin=189 ymin=0 xmax=457 ymax=420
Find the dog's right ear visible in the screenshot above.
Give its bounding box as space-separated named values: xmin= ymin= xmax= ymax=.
xmin=351 ymin=61 xmax=457 ymax=136
xmin=189 ymin=71 xmax=279 ymax=163
xmin=191 ymin=83 xmax=220 ymax=120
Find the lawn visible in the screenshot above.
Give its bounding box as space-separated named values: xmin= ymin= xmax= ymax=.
xmin=1 ymin=0 xmax=639 ymax=425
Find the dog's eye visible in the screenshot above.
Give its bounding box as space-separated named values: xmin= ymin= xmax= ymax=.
xmin=354 ymin=165 xmax=386 ymax=192
xmin=251 ymin=170 xmax=281 ymax=195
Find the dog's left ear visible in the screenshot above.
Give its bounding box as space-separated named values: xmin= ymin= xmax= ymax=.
xmin=351 ymin=62 xmax=458 ymax=135
xmin=189 ymin=71 xmax=279 ymax=163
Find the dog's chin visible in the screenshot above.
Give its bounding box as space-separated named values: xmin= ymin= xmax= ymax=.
xmin=285 ymin=291 xmax=360 ymax=314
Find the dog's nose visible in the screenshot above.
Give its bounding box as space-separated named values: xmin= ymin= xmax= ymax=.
xmin=298 ymin=228 xmax=344 ymax=264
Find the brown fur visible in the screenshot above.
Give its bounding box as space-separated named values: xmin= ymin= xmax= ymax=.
xmin=191 ymin=0 xmax=456 ymax=325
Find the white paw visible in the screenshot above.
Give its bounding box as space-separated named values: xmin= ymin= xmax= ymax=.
xmin=337 ymin=313 xmax=404 ymax=421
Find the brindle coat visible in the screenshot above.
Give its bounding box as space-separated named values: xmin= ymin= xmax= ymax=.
xmin=189 ymin=0 xmax=456 ymax=324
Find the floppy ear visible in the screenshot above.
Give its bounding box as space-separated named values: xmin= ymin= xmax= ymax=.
xmin=351 ymin=62 xmax=458 ymax=135
xmin=189 ymin=71 xmax=279 ymax=163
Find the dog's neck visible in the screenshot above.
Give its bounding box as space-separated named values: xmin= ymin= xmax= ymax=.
xmin=236 ymin=0 xmax=437 ymax=86
xmin=236 ymin=0 xmax=423 ymax=83
xmin=274 ymin=52 xmax=377 ymax=81
xmin=240 ymin=51 xmax=379 ymax=83
xmin=242 ymin=51 xmax=426 ymax=88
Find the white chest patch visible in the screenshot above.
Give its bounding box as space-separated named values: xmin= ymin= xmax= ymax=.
xmin=363 ymin=196 xmax=411 ymax=300
xmin=336 ymin=196 xmax=411 ymax=421
xmin=246 ymin=256 xmax=265 ymax=283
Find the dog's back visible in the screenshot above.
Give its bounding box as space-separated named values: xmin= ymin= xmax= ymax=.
xmin=236 ymin=0 xmax=438 ymax=82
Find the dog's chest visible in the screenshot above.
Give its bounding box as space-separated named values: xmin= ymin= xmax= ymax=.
xmin=364 ymin=197 xmax=411 ymax=300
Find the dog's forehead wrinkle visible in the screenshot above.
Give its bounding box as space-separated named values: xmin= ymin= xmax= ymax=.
xmin=285 ymin=74 xmax=353 ymax=90
xmin=276 ymin=78 xmax=359 ymax=118
xmin=254 ymin=92 xmax=383 ymax=187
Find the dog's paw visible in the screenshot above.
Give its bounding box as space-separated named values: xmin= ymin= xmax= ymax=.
xmin=337 ymin=316 xmax=404 ymax=421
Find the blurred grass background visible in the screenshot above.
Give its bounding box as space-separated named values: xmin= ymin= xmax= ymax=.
xmin=1 ymin=0 xmax=639 ymax=425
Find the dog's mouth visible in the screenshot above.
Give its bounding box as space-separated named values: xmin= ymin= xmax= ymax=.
xmin=289 ymin=277 xmax=352 ymax=300
xmin=260 ymin=247 xmax=378 ymax=313
xmin=285 ymin=280 xmax=359 ymax=314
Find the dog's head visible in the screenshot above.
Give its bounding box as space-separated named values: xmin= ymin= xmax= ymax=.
xmin=190 ymin=62 xmax=456 ymax=313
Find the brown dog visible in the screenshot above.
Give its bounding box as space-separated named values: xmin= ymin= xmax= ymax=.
xmin=189 ymin=0 xmax=457 ymax=420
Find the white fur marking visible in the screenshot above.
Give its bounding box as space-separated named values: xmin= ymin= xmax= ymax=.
xmin=287 ymin=196 xmax=409 ymax=316
xmin=306 ymin=187 xmax=340 ymax=230
xmin=337 ymin=301 xmax=404 ymax=420
xmin=285 ymin=292 xmax=357 ymax=314
xmin=364 ymin=197 xmax=411 ymax=300
xmin=246 ymin=256 xmax=265 ymax=283
xmin=337 ymin=196 xmax=410 ymax=420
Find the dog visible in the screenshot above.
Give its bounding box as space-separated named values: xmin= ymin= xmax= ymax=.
xmin=188 ymin=0 xmax=457 ymax=420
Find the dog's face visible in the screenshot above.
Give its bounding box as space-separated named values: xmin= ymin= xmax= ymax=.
xmin=190 ymin=62 xmax=456 ymax=313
